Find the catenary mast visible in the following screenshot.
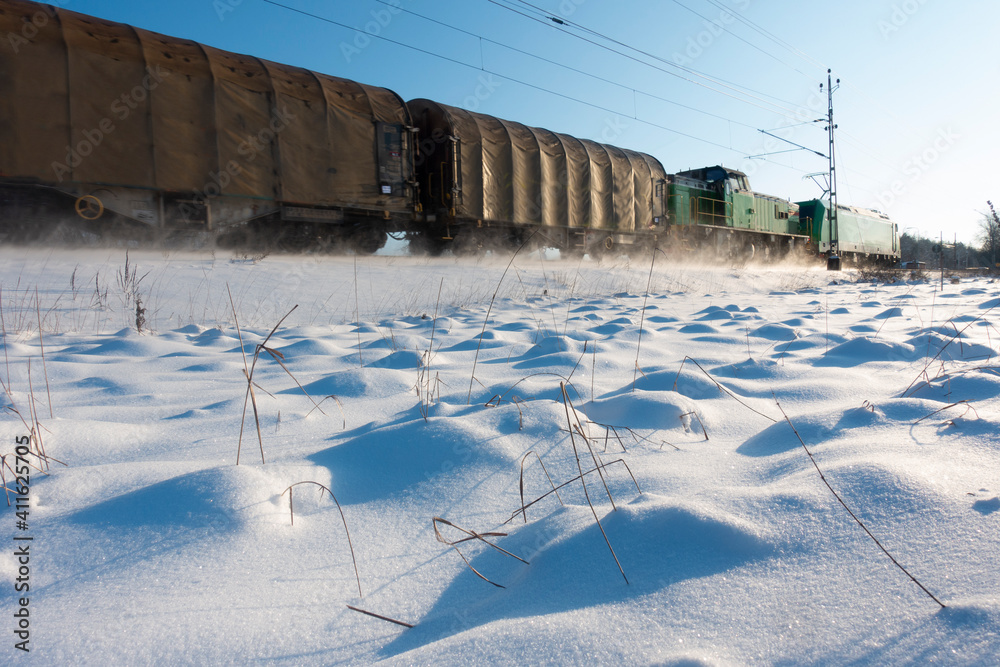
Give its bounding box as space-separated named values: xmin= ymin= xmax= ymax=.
xmin=822 ymin=69 xmax=841 ymax=271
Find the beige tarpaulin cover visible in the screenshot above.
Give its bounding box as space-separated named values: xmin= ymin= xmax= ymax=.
xmin=408 ymin=99 xmax=666 ymax=232
xmin=0 ymin=0 xmax=411 ymax=211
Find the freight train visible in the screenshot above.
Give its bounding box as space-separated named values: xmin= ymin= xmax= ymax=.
xmin=0 ymin=0 xmax=899 ymax=264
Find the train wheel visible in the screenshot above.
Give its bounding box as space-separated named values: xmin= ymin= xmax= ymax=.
xmin=451 ymin=230 xmax=485 ymax=256
xmin=75 ymin=194 xmax=104 ymax=220
xmin=407 ymin=232 xmax=448 ymax=256
xmin=588 ymin=234 xmax=615 ymax=259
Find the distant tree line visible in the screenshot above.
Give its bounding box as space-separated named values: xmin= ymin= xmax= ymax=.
xmin=899 ymin=210 xmax=1000 ymax=270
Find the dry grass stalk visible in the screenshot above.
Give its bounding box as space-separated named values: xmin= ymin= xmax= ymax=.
xmin=511 ymin=396 xmax=525 ymax=430
xmin=772 ymin=391 xmax=946 ymax=609
xmin=416 ymin=278 xmax=444 ymax=421
xmin=305 ymin=394 xmax=346 ymax=428
xmin=560 ymin=382 xmax=628 ymax=584
xmin=591 ymin=340 xmax=597 ymax=402
xmin=562 ymin=389 xmax=618 ymax=508
xmin=228 ymin=285 xmax=264 ymax=465
xmin=91 ymin=273 xmax=108 ymax=310
xmin=228 ymin=291 xmax=326 ymax=465
xmin=416 ymin=364 xmax=444 ymax=420
xmin=558 ymin=261 xmax=586 ymax=337
xmin=680 ymin=410 xmax=709 ymax=440
xmin=1 ymin=454 xmax=19 ymax=506
xmin=25 ymin=360 xmax=50 ymax=472
xmin=518 ymin=450 xmax=564 ymax=523
xmin=565 ymin=341 xmax=589 ymax=384
xmin=1 ymin=286 xmax=11 ymax=397
xmin=657 ymin=438 xmax=681 ymax=451
xmin=116 ymin=250 xmax=149 ymax=310
xmin=581 ymin=420 xmax=679 ymax=452
xmin=345 ymin=605 xmax=414 ymax=629
xmin=432 ymin=517 xmax=528 ymax=589
xmin=34 ymin=288 xmax=53 ymax=418
xmin=512 ymin=269 xmax=547 ymax=338
xmin=905 ymin=365 xmax=1000 ymax=399
xmin=485 ymin=372 xmax=579 ymax=408
xmin=632 ymin=246 xmax=663 ymax=391
xmin=281 ymin=481 xmax=363 ymax=598
xmin=599 ymin=423 xmax=628 ymax=453
xmin=583 ymin=420 xmax=677 ymax=453
xmin=945 ymin=320 xmax=965 ymax=357
xmin=672 ymin=356 xmax=777 ymax=423
xmin=913 ymin=400 xmax=979 ymax=424
xmin=504 ymin=457 xmax=640 ymax=525
xmin=571 ymin=422 xmax=617 ymax=510
xmin=900 ymin=302 xmax=998 ymax=398
xmin=0 ymin=406 xmax=63 ymax=474
xmin=134 ymin=295 xmax=146 ymax=334
xmin=467 ymin=228 xmax=540 ymax=404
xmin=1 ymin=366 xmax=64 ymax=475
xmin=258 ymin=340 xmax=325 ymax=410
xmin=485 ymin=393 xmax=526 ymax=429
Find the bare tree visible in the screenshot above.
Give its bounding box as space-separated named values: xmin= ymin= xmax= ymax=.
xmin=982 ymin=202 xmax=1000 ymax=269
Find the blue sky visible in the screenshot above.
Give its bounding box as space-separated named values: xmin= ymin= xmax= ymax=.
xmin=56 ymin=0 xmax=999 ymax=245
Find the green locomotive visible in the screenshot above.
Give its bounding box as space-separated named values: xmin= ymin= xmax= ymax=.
xmin=796 ymin=199 xmax=898 ymax=265
xmin=664 ymin=166 xmax=806 ymax=260
xmin=664 ymin=165 xmax=898 ymax=264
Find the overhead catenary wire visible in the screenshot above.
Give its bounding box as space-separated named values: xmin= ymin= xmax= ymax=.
xmin=498 ymin=0 xmax=898 ymax=193
xmin=486 ymin=0 xmax=808 ymax=119
xmin=666 ymin=0 xmax=814 ymax=78
xmin=694 ymin=0 xmax=929 ymax=145
xmin=371 ymin=0 xmax=759 ymax=131
xmin=508 ymin=0 xmax=932 ymax=169
xmin=504 ymin=0 xmax=809 ymax=109
xmin=261 ymin=0 xmax=751 ymax=154
xmin=699 ymin=0 xmax=828 ymax=72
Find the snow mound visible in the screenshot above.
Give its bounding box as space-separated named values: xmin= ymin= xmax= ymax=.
xmin=678 ymin=323 xmax=719 ymax=334
xmin=273 ymin=338 xmax=345 ymax=356
xmin=297 ymin=367 xmax=411 ymax=399
xmin=389 ymin=495 xmax=773 ymax=653
xmin=697 ymin=310 xmax=734 ymax=321
xmin=582 ymin=389 xmax=699 ymax=431
xmin=67 ymin=465 xmax=281 ymax=530
xmin=750 ymin=322 xmax=798 ymax=341
xmin=815 ymin=337 xmax=916 ymax=365
xmin=310 ymin=410 xmax=522 ymax=503
xmin=904 ymin=332 xmax=995 ymax=361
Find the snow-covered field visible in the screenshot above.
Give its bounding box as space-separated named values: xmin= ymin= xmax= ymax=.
xmin=1 ymin=247 xmax=998 ymax=665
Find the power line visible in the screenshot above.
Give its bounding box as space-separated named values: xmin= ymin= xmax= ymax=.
xmin=260 ymin=0 xmax=749 ymax=154
xmin=503 ymin=0 xmax=929 ymax=180
xmin=260 ymin=0 xmax=475 ymax=71
xmin=698 ymin=0 xmax=828 ymax=72
xmin=487 ymin=0 xmax=806 ymax=119
xmin=500 ymin=0 xmax=805 ymax=113
xmin=667 ymin=0 xmax=812 ymax=78
xmin=372 ymin=0 xmax=759 ymax=131
xmin=691 ymin=1 xmax=930 ymax=147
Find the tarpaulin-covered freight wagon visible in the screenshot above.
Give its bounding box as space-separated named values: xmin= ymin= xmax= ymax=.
xmin=406 ymin=98 xmax=667 ymax=254
xmin=0 ymin=0 xmax=415 ymax=248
